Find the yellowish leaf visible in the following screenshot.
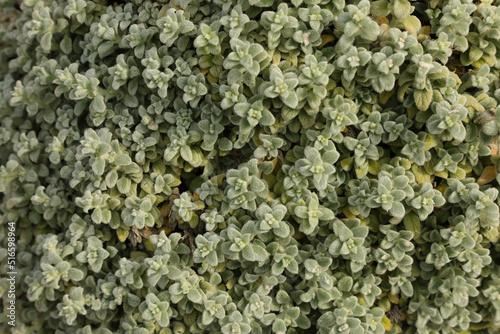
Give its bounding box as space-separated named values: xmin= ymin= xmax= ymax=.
xmin=130 ymin=251 xmax=148 ymax=259
xmin=434 ymin=170 xmax=448 ymax=179
xmin=344 ymin=207 xmax=357 ymax=219
xmin=117 ymin=228 xmax=129 ymax=242
xmin=226 ymin=278 xmax=236 ymax=290
xmin=468 ymin=322 xmax=494 ymax=330
xmin=397 ymin=82 xmax=412 ymax=102
xmin=412 ymin=165 xmax=432 ymax=185
xmin=450 ymin=167 xmax=466 ymax=180
xmin=368 ymin=159 xmax=380 ymax=175
xmin=379 ymin=297 xmax=391 ymax=312
xmin=266 ymin=192 xmax=277 ymax=200
xmin=272 ymin=52 xmax=281 ymax=65
xmin=161 ymin=202 xmax=169 ymax=217
xmin=375 ymin=16 xmax=389 ymax=25
xmin=424 ymin=134 xmax=439 ymax=150
xmin=402 ymin=16 xmax=421 ymax=35
xmin=144 ymin=239 xmax=155 ymax=252
xmin=419 ymin=25 xmax=431 ymax=36
xmin=158 ymin=226 xmax=173 ymax=235
xmin=294 ymin=232 xmax=306 ymax=240
xmin=208 ymin=73 xmax=218 ymax=84
xmin=355 ymin=164 xmax=368 ymax=178
xmin=483 ymin=53 xmax=496 ymax=67
xmin=320 ymin=35 xmax=335 ymax=47
xmin=382 ymin=315 xmax=393 ymax=330
xmin=465 ymin=95 xmax=485 ymax=113
xmin=407 ymin=105 xmax=418 ymax=119
xmin=429 ymin=0 xmax=440 ymax=8
xmin=341 ymin=157 xmax=354 ymax=171
xmin=436 ymin=184 xmax=447 ymax=196
xmin=388 ymin=293 xmax=400 ymax=304
xmin=380 ymin=89 xmax=395 ymax=104
xmin=461 ymin=164 xmax=472 ymax=174
xmin=357 ymin=295 xmax=368 ymax=306
xmin=484 ymin=227 xmax=500 ymax=243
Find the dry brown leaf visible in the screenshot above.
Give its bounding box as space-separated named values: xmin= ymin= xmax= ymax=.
xmin=474 ymin=109 xmax=497 ymax=125
xmin=161 ymin=188 xmax=180 ymax=229
xmin=138 ymin=226 xmax=155 ymax=239
xmin=128 ymin=226 xmax=157 ymax=246
xmin=489 ymin=136 xmax=498 ymax=156
xmin=128 ymin=228 xmax=141 ymax=247
xmin=477 ymin=165 xmax=498 ymax=185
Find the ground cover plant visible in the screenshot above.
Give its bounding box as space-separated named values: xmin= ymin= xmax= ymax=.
xmin=0 ymin=0 xmax=500 ymax=333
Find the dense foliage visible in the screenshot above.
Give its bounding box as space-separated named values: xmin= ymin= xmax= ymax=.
xmin=0 ymin=0 xmax=500 ymax=333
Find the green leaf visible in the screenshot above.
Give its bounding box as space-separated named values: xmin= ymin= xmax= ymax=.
xmin=40 ymin=32 xmax=52 ymax=52
xmin=117 ymin=177 xmax=132 ymax=194
xmin=180 ymin=146 xmax=194 ymax=163
xmin=402 ymin=15 xmax=421 ymax=35
xmin=276 ymin=290 xmax=290 ymax=304
xmin=90 ymin=95 xmax=106 ymax=114
xmin=393 ymin=0 xmax=412 ymax=19
xmin=188 ymin=289 xmax=203 ymax=303
xmin=249 ymin=0 xmax=274 ymax=7
xmin=253 ymin=244 xmax=269 ymax=261
xmin=390 ymin=201 xmax=405 ymax=218
xmin=115 ymin=154 xmax=132 ymax=166
xmin=414 ymin=89 xmax=433 ymax=111
xmin=403 ymin=212 xmax=420 ymax=238
xmin=68 ymin=268 xmax=84 ymax=281
xmin=93 ymin=158 xmax=106 ymax=176
xmin=60 ymin=34 xmax=72 ymax=54
xmin=338 ymin=276 xmax=353 ymax=291
xmin=242 ymin=245 xmax=256 ymax=261
xmin=371 ymin=1 xmax=390 ymax=17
